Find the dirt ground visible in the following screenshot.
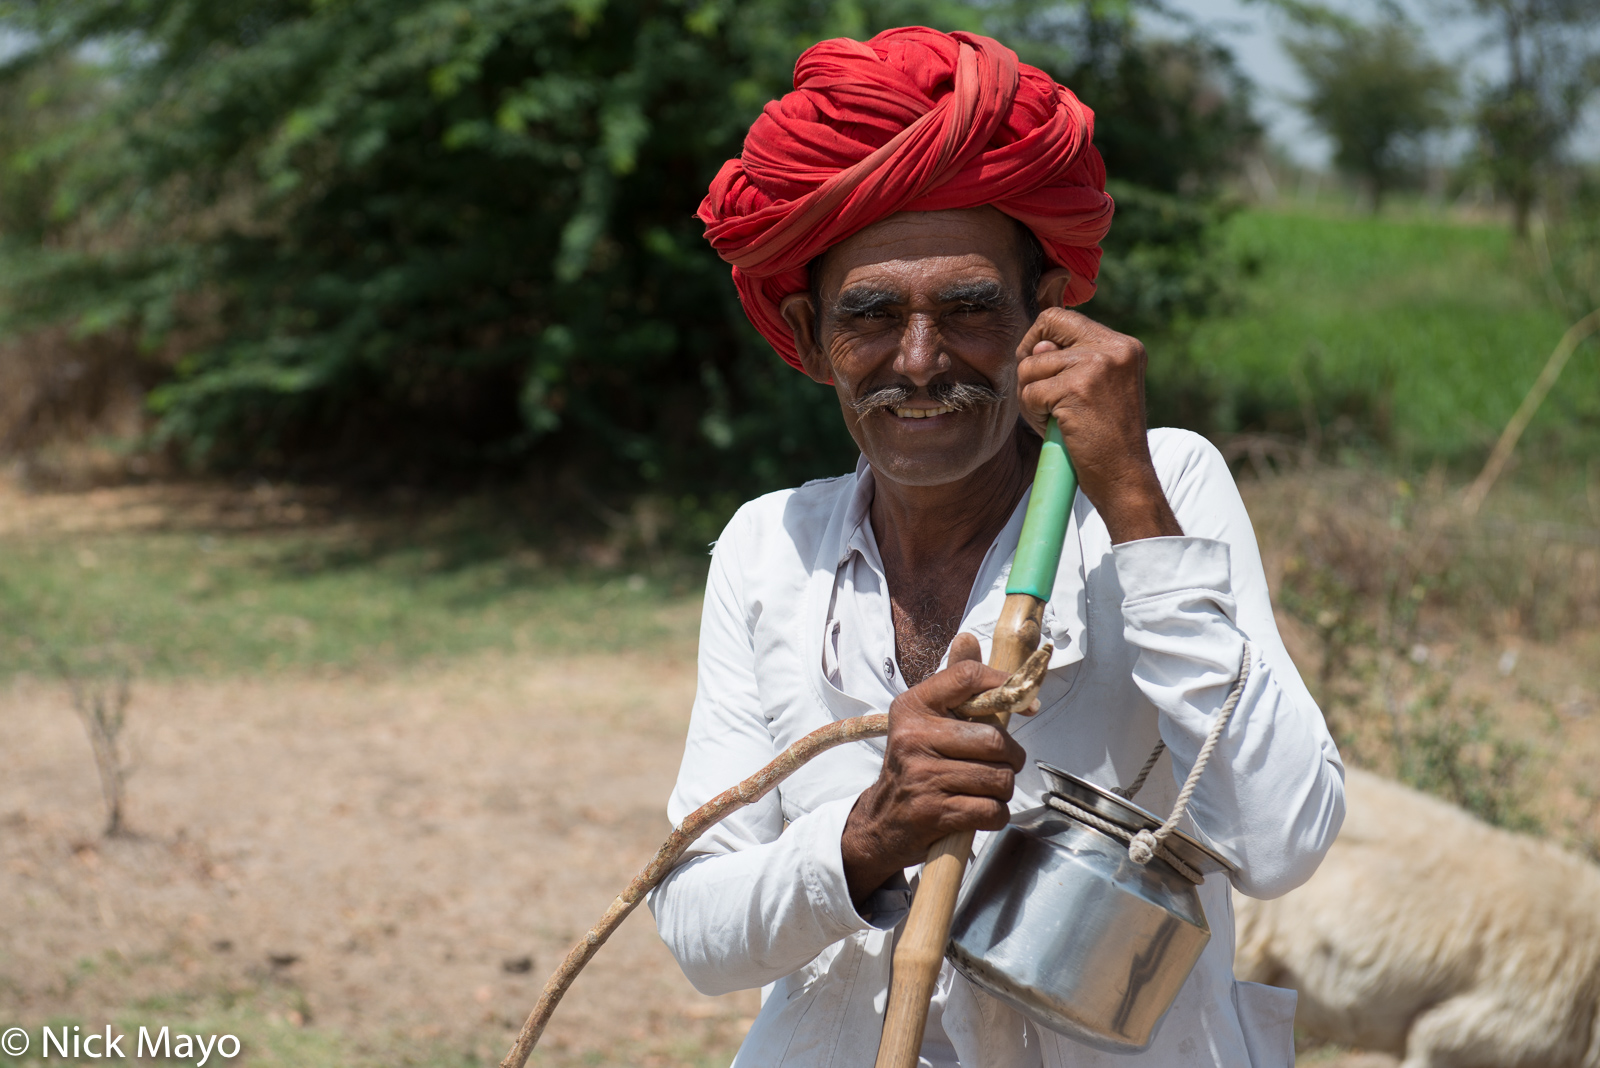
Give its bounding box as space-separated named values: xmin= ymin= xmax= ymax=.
xmin=2 ymin=653 xmax=1412 ymax=1068
xmin=0 ymin=653 xmax=759 ymax=1065
xmin=4 ymin=476 xmax=1592 ymax=1067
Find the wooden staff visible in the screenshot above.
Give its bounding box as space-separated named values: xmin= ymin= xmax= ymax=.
xmin=873 ymin=417 xmax=1078 ymax=1068
xmin=498 ymin=651 xmax=1054 ymax=1068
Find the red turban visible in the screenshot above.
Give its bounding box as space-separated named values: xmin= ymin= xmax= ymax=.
xmin=699 ymin=26 xmax=1115 ymax=371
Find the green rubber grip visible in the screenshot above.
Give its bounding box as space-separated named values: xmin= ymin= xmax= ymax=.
xmin=1006 ymin=417 xmax=1078 ymax=600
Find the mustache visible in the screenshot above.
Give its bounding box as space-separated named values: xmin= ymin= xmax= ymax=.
xmin=849 ymin=381 xmax=1005 ymax=416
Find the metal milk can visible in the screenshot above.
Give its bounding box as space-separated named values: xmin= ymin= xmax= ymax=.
xmin=946 ymin=760 xmax=1236 ymax=1053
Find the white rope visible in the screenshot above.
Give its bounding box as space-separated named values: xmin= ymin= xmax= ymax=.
xmin=1112 ymin=741 xmax=1166 ymax=801
xmin=1127 ymin=642 xmax=1251 ymax=866
xmin=1043 ymin=793 xmax=1205 ymax=883
xmin=1047 ymin=643 xmax=1253 ymax=883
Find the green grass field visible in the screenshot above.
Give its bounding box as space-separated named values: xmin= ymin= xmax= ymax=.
xmin=1184 ymin=207 xmax=1598 ymax=470
xmin=0 ymin=514 xmax=703 ymax=679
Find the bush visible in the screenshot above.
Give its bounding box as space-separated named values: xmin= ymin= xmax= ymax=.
xmin=0 ymin=0 xmax=1254 ymax=496
xmin=1242 ymin=465 xmax=1600 ymax=830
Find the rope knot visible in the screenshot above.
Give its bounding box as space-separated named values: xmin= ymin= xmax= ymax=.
xmin=1128 ymin=830 xmax=1158 ymax=866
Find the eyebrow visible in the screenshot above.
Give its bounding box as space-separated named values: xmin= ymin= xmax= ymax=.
xmin=831 ymin=279 xmax=1009 ymax=318
xmin=935 ymin=279 xmax=1007 ymax=306
xmin=832 ymin=287 xmax=902 ymax=317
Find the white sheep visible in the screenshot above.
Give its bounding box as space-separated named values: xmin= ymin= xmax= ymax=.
xmin=1233 ymin=766 xmax=1600 ymax=1068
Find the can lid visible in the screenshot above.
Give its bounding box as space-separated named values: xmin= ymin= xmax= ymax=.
xmin=1036 ymin=761 xmax=1236 ymax=876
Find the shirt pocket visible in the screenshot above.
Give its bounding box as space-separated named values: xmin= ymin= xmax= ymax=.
xmin=785 ymin=938 xmax=847 ymax=1002
xmin=1232 ymin=979 xmax=1297 ymax=1068
xmin=732 ymin=930 xmax=887 ymax=1068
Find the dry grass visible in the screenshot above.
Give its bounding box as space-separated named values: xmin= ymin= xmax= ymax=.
xmin=1239 ymin=463 xmax=1600 ymax=1066
xmin=1 ymin=467 xmax=1596 ymax=1067
xmin=0 ymin=476 xmax=341 ymax=539
xmin=1240 ymin=464 xmax=1600 ymax=847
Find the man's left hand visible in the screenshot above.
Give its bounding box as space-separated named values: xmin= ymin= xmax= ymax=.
xmin=1015 ymin=309 xmax=1182 ymax=544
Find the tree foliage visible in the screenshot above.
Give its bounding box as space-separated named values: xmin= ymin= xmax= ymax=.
xmin=0 ymin=0 xmax=1256 ymax=495
xmin=1467 ymin=0 xmax=1600 ymax=234
xmin=1282 ymin=11 xmax=1456 ymax=210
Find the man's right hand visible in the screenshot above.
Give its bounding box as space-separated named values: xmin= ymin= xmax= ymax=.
xmin=841 ymin=633 xmax=1029 ymax=907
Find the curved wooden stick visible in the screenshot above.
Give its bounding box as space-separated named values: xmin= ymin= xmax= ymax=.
xmin=498 ymin=648 xmax=1056 ymax=1068
xmin=498 ymin=713 xmax=887 ymax=1068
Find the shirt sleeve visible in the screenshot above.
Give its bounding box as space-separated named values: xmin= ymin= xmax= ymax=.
xmin=1113 ymin=433 xmax=1346 ymax=899
xmin=645 ymin=507 xmax=885 ymax=996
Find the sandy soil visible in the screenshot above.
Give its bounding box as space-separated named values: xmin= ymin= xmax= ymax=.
xmin=0 ymin=648 xmax=1414 ymax=1068
xmin=0 ymin=476 xmax=342 ymax=539
xmin=0 ymin=652 xmax=758 ymax=1066
xmin=3 ymin=475 xmax=1585 ymax=1067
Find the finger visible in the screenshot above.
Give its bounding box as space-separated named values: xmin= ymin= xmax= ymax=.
xmin=1017 ymin=373 xmax=1074 ymax=425
xmin=947 ymin=632 xmax=982 ymax=665
xmin=910 ymin=755 xmax=1018 ymax=799
xmin=1015 ymin=307 xmax=1099 ymax=362
xmin=920 ymin=720 xmax=1028 ymax=771
xmin=897 ymin=714 xmax=1011 ymax=762
xmin=1000 ymin=729 xmax=1027 ymax=771
xmin=905 ymin=657 xmax=1012 ymax=717
xmin=937 ymin=795 xmax=1015 ymax=835
xmin=1016 ymin=344 xmax=1076 ymax=382
xmin=1014 ymin=346 xmax=1083 ymax=427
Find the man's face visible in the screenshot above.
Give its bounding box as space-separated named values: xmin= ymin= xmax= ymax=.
xmin=790 ymin=207 xmax=1042 ymax=488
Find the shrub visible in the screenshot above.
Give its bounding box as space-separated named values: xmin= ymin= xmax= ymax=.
xmin=0 ymin=0 xmax=1254 ymax=495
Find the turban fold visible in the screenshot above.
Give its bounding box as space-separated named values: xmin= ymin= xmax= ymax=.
xmin=699 ymin=26 xmax=1115 ymax=371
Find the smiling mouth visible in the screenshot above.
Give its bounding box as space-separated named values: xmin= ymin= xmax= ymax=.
xmin=890 ymin=405 xmax=958 ymax=419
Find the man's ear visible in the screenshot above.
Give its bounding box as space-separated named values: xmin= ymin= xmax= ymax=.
xmin=779 ymin=292 xmax=834 ymax=384
xmin=1036 ymin=266 xmax=1072 ymax=312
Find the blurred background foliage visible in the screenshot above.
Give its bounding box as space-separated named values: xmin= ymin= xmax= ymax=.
xmin=0 ymin=0 xmax=1257 ymax=505
xmin=0 ymin=0 xmax=1594 ymax=523
xmin=1280 ymin=9 xmax=1456 ymax=211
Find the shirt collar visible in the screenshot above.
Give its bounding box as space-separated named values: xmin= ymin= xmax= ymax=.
xmin=831 ymin=454 xmax=1088 ymax=672
xmin=835 ymin=453 xmax=878 ymax=570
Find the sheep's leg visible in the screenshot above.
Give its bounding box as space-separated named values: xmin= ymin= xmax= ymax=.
xmin=1401 ymin=993 xmax=1566 ymax=1068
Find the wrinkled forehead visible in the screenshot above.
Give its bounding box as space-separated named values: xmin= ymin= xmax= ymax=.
xmin=810 ymin=207 xmax=1031 ymax=300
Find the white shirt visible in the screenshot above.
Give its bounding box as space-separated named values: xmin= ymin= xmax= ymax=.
xmin=647 ymin=428 xmax=1344 ymax=1068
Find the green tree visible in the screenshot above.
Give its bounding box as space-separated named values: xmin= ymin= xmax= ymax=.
xmin=1468 ymin=0 xmax=1599 ymax=235
xmin=0 ymin=0 xmax=1257 ymax=496
xmin=1283 ymin=13 xmax=1457 ymax=211
xmin=0 ymin=53 xmax=102 ymax=245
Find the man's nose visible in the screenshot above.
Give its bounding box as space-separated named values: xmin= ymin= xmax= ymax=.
xmin=891 ymin=313 xmax=950 ymax=387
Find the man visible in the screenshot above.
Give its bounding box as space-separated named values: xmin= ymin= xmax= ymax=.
xmin=647 ymin=27 xmax=1344 ymax=1068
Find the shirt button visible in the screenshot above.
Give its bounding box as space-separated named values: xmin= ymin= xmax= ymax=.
xmin=884 ymin=658 xmax=895 ymax=681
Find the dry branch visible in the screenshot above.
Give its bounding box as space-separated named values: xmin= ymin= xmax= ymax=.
xmin=499 ymin=646 xmax=1055 ymax=1068
xmin=499 ymin=712 xmax=888 ymax=1068
xmin=52 ymin=651 xmax=134 ymax=837
xmin=950 ymin=644 xmax=1051 ymax=718
xmin=1463 ymin=308 xmax=1600 ymax=516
